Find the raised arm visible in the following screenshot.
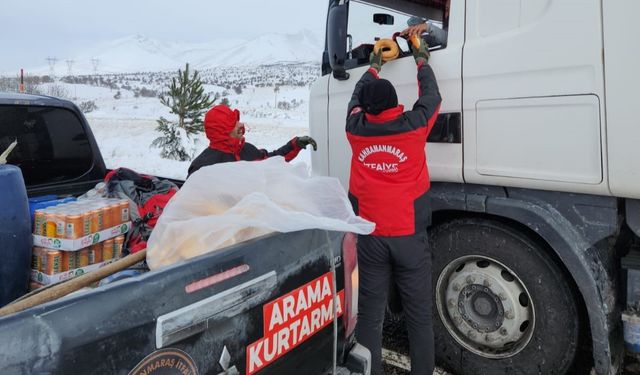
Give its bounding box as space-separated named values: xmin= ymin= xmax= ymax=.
xmin=404 ymin=17 xmax=448 ymax=47
xmin=405 ymin=39 xmax=442 ymax=134
xmin=262 ymin=136 xmax=317 ymax=162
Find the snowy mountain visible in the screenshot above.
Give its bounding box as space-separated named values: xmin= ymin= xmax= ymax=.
xmin=195 ymin=29 xmax=323 ymax=68
xmin=17 ymin=30 xmax=324 ymax=76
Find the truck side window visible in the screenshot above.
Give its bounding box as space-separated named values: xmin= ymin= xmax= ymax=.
xmin=0 ymin=105 xmax=93 ymax=186
xmin=344 ymin=0 xmax=447 ymax=70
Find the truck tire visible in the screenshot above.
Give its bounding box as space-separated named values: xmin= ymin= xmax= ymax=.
xmin=430 ymin=218 xmax=579 ymax=375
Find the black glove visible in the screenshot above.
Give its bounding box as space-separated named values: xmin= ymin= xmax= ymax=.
xmin=295 ymin=136 xmax=317 ymax=151
xmin=411 ymin=37 xmax=430 ymax=65
xmin=369 ymin=50 xmax=383 ymax=72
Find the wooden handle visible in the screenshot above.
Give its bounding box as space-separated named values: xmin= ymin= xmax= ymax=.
xmin=0 ymin=249 xmax=147 ymax=317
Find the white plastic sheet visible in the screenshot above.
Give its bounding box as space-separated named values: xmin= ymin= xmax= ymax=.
xmin=146 ymin=157 xmax=374 ymax=269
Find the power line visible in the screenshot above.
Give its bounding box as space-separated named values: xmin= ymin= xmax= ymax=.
xmin=91 ymin=58 xmax=100 ymax=74
xmin=65 ymin=59 xmax=74 ymax=76
xmin=46 ymin=57 xmax=57 ymax=78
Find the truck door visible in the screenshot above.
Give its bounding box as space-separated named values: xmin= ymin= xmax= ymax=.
xmin=323 ymin=0 xmax=464 ymax=188
xmin=603 ymin=0 xmax=640 ymax=198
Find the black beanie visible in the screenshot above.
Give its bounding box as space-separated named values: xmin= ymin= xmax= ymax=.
xmin=360 ymin=79 xmax=398 ymax=115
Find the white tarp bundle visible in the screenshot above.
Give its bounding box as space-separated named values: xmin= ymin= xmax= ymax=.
xmin=146 ymin=157 xmax=374 ymax=269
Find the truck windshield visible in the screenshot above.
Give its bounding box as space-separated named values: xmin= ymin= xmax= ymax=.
xmin=0 ymin=105 xmax=93 ymax=186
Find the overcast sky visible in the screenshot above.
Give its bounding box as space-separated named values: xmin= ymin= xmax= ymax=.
xmin=0 ymin=0 xmax=328 ymax=73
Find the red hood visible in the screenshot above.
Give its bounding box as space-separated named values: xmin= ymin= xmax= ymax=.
xmin=204 ymin=105 xmax=245 ymax=157
xmin=364 ymin=105 xmax=405 ymax=124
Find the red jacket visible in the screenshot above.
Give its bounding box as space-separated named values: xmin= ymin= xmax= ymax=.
xmin=346 ymin=64 xmax=441 ymax=236
xmin=188 ymin=105 xmax=302 ymax=177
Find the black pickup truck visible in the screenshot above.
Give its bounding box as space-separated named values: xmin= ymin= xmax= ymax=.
xmin=0 ymin=92 xmax=370 ymax=375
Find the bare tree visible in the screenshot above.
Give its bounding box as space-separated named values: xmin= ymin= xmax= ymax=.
xmin=46 ymin=84 xmax=69 ymax=98
xmin=274 ymin=85 xmax=280 ymax=107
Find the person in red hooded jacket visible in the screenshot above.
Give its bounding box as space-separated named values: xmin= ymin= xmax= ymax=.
xmin=187 ymin=104 xmax=317 ymax=177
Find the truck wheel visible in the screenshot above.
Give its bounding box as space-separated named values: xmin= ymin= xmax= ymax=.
xmin=430 ymin=218 xmax=579 ymax=375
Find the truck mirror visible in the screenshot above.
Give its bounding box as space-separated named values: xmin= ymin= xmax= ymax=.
xmin=327 ymin=2 xmax=350 ymax=80
xmin=373 ymin=13 xmax=394 ymax=25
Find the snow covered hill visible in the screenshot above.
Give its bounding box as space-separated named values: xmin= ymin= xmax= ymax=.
xmin=16 ymin=30 xmax=323 ymax=76
xmin=196 ymin=29 xmax=323 ymax=68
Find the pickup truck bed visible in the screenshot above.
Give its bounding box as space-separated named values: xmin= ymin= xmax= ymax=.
xmin=0 ymin=229 xmax=354 ymax=374
xmin=0 ymin=92 xmax=369 ymax=375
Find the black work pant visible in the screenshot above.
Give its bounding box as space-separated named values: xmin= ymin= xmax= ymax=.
xmin=356 ymin=232 xmax=434 ymax=375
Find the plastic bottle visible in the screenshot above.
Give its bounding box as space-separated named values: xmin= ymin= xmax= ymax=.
xmin=0 ymin=165 xmax=32 ymax=307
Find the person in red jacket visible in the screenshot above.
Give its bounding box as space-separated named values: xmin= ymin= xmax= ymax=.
xmin=188 ymin=104 xmax=316 ymax=177
xmin=346 ymin=39 xmax=441 ymax=375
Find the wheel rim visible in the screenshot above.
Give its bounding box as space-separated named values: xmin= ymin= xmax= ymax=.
xmin=436 ymin=255 xmax=536 ymax=358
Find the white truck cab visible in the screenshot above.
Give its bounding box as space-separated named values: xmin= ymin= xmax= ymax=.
xmin=310 ymin=1 xmax=640 ymax=374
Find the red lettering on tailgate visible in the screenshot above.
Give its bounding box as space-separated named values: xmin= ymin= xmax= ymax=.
xmin=246 ymin=272 xmax=344 ymax=374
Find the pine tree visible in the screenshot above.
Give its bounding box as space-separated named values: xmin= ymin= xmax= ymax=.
xmin=152 ymin=63 xmax=213 ymax=160
xmin=151 ymin=118 xmax=190 ymax=161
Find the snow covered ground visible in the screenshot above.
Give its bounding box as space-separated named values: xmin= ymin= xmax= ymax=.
xmin=10 ymin=62 xmax=319 ymax=180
